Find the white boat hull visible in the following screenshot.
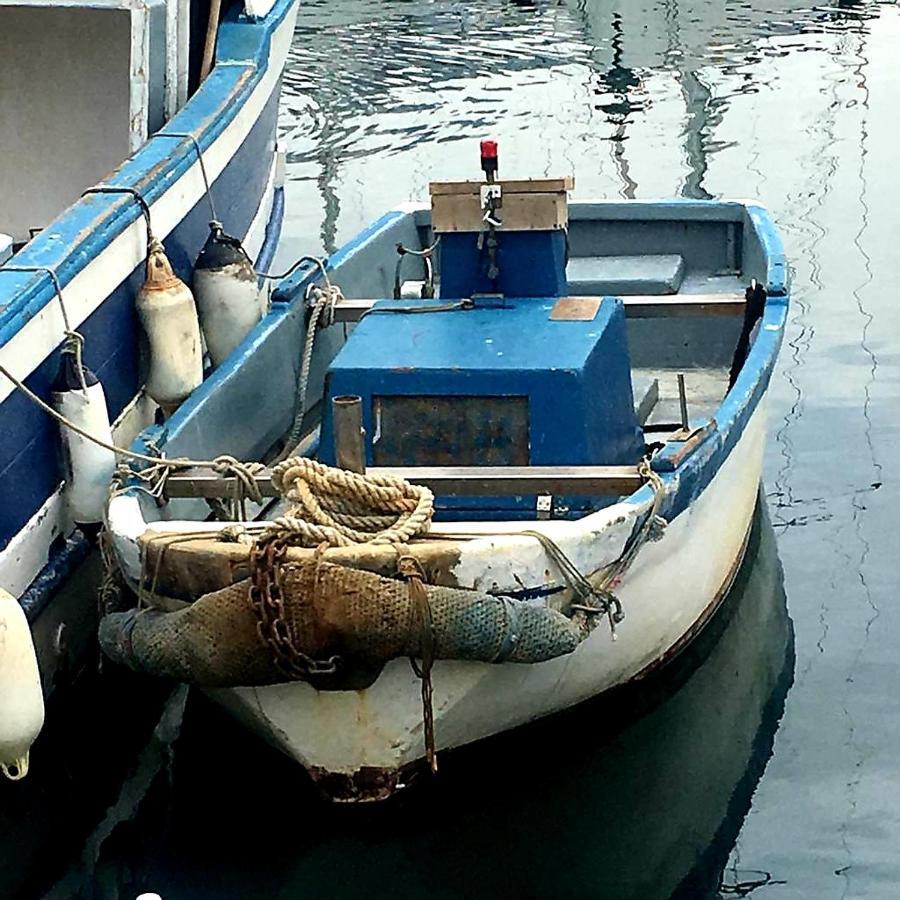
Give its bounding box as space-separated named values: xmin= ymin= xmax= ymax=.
xmin=205 ymin=396 xmax=769 ymax=799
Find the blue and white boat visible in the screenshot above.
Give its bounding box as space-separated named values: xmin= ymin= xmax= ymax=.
xmin=100 ymin=146 xmax=789 ymax=801
xmin=0 ymin=0 xmax=299 ymax=706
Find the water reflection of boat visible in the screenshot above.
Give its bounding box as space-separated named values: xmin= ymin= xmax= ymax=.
xmin=43 ymin=494 xmax=791 ymax=898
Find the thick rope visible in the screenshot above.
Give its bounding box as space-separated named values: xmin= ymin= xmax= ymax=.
xmin=263 ymin=456 xmax=434 ymax=547
xmin=280 ymin=282 xmax=341 ymax=455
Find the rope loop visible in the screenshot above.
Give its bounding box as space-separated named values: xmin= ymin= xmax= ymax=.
xmin=263 ymin=457 xmax=434 ymax=548
xmin=211 ymin=454 xmax=266 ymax=506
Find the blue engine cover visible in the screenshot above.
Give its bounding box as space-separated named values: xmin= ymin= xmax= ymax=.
xmin=318 ymin=296 xmax=643 ymax=518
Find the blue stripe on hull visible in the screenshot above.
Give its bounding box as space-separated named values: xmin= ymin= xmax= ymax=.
xmin=20 ymin=186 xmax=285 ymax=625
xmin=0 ymin=82 xmax=282 ymax=552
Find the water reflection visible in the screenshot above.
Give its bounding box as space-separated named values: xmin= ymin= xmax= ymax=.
xmin=29 ymin=498 xmax=791 ymax=899
xmin=277 ymin=0 xmax=884 ymax=255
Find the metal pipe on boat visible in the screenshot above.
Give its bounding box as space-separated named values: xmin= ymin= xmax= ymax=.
xmin=677 ymin=373 xmax=689 ymax=431
xmin=0 ymin=589 xmax=44 ymax=781
xmin=332 ymin=395 xmax=366 ymax=474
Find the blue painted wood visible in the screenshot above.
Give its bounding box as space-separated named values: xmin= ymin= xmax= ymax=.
xmin=318 ymin=296 xmax=643 ymax=472
xmin=438 ymin=231 xmax=568 ymax=298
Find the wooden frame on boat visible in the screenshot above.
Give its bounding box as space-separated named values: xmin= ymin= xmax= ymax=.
xmin=163 ymin=464 xmax=646 ymax=500
xmin=327 ymin=293 xmax=746 ymax=324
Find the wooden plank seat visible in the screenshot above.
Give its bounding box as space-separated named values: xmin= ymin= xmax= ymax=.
xmin=163 ymin=465 xmax=646 ymax=500
xmin=327 ymin=293 xmax=745 ymax=324
xmin=566 ymin=254 xmax=685 ymax=296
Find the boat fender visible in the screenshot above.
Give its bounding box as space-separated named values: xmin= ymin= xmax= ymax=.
xmin=136 ymin=239 xmax=204 ymax=415
xmin=51 ymin=342 xmax=116 ymax=531
xmin=0 ymin=589 xmax=44 ymax=780
xmin=193 ymin=223 xmax=262 ymax=368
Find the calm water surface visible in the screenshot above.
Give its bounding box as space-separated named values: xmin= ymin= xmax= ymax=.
xmin=4 ymin=1 xmax=900 ymax=896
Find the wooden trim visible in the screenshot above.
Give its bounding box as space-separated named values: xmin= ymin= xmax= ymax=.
xmin=328 ymin=293 xmax=745 ymax=324
xmin=163 ymin=464 xmax=644 ymax=500
xmin=597 ymin=293 xmax=745 ymax=318
xmin=429 ymin=177 xmax=574 ymax=196
xmin=652 ymin=421 xmax=718 ymax=472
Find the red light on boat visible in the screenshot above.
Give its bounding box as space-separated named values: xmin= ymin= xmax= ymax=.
xmin=480 ymin=140 xmax=498 ymax=160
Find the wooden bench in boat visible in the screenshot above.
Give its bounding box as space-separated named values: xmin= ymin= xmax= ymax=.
xmin=163 ymin=465 xmax=646 ymax=500
xmin=566 ymin=254 xmax=685 ymax=296
xmin=326 ymin=293 xmax=745 ymax=324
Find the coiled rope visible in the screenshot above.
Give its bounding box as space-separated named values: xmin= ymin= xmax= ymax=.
xmin=263 ymin=456 xmax=434 ymax=547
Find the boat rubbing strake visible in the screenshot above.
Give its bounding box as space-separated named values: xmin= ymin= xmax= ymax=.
xmin=101 ymin=142 xmax=790 ymax=800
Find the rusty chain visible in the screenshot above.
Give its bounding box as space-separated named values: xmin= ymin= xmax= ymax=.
xmin=247 ymin=536 xmax=339 ymax=679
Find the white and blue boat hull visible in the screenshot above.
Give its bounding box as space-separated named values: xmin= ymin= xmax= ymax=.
xmin=103 ymin=196 xmax=790 ymax=799
xmin=0 ymin=0 xmax=299 ymax=671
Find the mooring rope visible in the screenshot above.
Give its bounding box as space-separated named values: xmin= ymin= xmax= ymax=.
xmin=280 ymin=280 xmax=342 ymax=456
xmin=263 ymin=456 xmax=434 ymax=547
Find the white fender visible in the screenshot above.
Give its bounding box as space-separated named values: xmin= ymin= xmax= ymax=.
xmin=0 ymin=589 xmax=44 ymax=780
xmin=193 ymin=224 xmax=262 ymax=368
xmin=136 ymin=239 xmax=203 ymax=414
xmin=51 ymin=348 xmax=116 ymax=527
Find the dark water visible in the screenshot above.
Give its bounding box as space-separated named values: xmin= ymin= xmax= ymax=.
xmin=4 ymin=1 xmax=900 ymax=896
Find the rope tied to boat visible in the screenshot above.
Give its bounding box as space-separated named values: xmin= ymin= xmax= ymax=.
xmin=398 ymin=555 xmax=438 ymax=774
xmin=262 ymin=456 xmax=434 ymax=547
xmin=281 ymin=272 xmax=343 ymax=454
xmin=535 ymin=457 xmax=668 ymax=638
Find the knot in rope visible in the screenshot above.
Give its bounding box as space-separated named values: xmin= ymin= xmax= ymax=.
xmin=263 ymin=457 xmax=434 ymax=548
xmin=306 ymin=281 xmax=342 ymax=327
xmin=211 ymin=455 xmax=265 ymax=506
xmin=637 ymin=459 xmax=668 ymax=542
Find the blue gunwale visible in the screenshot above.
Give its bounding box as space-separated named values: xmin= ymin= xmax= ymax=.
xmin=0 ymin=0 xmax=297 ymax=343
xmin=642 ymin=203 xmax=788 ymax=522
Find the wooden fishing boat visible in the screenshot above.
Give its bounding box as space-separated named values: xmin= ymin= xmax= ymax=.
xmin=0 ymin=0 xmax=299 ymax=774
xmin=101 ymin=144 xmax=789 ymax=800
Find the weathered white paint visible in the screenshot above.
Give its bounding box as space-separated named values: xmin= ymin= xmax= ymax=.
xmin=110 ymin=396 xmax=767 ymax=781
xmin=0 ymin=490 xmax=66 ymax=598
xmin=0 ymin=5 xmax=296 ymax=407
xmin=244 ymin=0 xmax=278 ymax=20
xmin=164 ymin=0 xmax=190 ymax=118
xmin=209 ymin=401 xmax=768 ymax=778
xmin=0 ymin=235 xmax=13 ymax=265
